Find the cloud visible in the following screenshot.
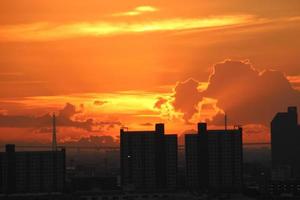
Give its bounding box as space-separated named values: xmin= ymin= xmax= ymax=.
xmin=62 ymin=135 xmax=119 ymax=147
xmin=0 ymin=109 xmax=7 ymax=115
xmin=139 ymin=122 xmax=153 ymax=127
xmin=204 ymin=60 xmax=300 ymax=125
xmin=0 ymin=15 xmax=253 ymax=42
xmin=154 ymin=79 xmax=220 ymax=123
xmin=154 ymin=97 xmax=168 ymax=109
xmin=94 ymin=100 xmax=108 ymax=106
xmin=242 ymin=124 xmax=270 ymax=143
xmin=172 ymin=78 xmax=202 ymax=121
xmin=287 ymin=75 xmax=300 ymax=91
xmin=35 ymin=127 xmax=52 ymax=134
xmin=0 ymin=114 xmax=50 ymax=128
xmin=153 ymin=96 xmax=181 ymax=120
xmin=58 ymin=103 xmax=79 ymax=119
xmin=207 ymin=112 xmax=226 ymax=126
xmin=112 ymin=6 xmax=158 ymax=17
xmin=0 ymin=103 xmax=121 ymax=132
xmin=155 ymin=60 xmax=300 ymax=125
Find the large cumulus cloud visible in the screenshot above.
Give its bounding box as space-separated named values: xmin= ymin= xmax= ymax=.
xmin=206 ymin=60 xmax=300 ymax=125
xmin=156 ymin=59 xmax=300 ymax=125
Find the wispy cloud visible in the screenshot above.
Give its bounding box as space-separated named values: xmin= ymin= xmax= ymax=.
xmin=287 ymin=75 xmax=300 ymax=90
xmin=112 ymin=5 xmax=158 ymax=17
xmin=0 ymin=15 xmax=254 ymax=42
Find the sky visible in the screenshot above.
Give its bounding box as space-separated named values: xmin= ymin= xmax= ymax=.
xmin=0 ymin=0 xmax=300 ymax=145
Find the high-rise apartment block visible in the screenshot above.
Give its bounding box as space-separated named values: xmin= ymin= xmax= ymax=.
xmin=120 ymin=124 xmax=177 ymax=191
xmin=185 ymin=123 xmax=243 ymax=192
xmin=271 ymin=106 xmax=300 ymax=178
xmin=0 ymin=144 xmax=65 ymax=194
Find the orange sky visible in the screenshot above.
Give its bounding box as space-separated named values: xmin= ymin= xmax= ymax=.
xmin=0 ymin=0 xmax=300 ymax=145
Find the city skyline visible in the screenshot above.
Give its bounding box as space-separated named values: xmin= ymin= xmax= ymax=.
xmin=0 ymin=1 xmax=300 ymax=146
xmin=0 ymin=106 xmax=299 ymax=199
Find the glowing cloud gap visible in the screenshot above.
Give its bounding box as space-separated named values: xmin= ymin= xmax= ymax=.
xmin=0 ymin=15 xmax=253 ymax=42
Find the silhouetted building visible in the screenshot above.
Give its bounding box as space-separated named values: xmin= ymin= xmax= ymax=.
xmin=120 ymin=124 xmax=177 ymax=191
xmin=0 ymin=144 xmax=65 ymax=194
xmin=271 ymin=106 xmax=300 ymax=178
xmin=185 ymin=123 xmax=243 ymax=192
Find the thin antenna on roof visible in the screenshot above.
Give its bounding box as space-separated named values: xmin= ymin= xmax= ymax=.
xmin=52 ymin=113 xmax=57 ymax=151
xmin=225 ymin=112 xmax=228 ymax=130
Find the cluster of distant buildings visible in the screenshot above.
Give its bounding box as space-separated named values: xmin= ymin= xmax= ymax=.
xmin=0 ymin=106 xmax=299 ymax=199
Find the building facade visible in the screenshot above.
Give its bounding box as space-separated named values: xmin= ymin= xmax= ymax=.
xmin=185 ymin=123 xmax=243 ymax=192
xmin=120 ymin=124 xmax=177 ymax=191
xmin=0 ymin=144 xmax=65 ymax=194
xmin=271 ymin=106 xmax=300 ymax=178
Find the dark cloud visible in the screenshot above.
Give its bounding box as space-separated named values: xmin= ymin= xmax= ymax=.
xmin=96 ymin=121 xmax=122 ymax=131
xmin=0 ymin=103 xmax=121 ymax=132
xmin=0 ymin=114 xmax=50 ymax=128
xmin=139 ymin=122 xmax=153 ymax=127
xmin=172 ymin=78 xmax=202 ymax=121
xmin=207 ymin=112 xmax=227 ymax=126
xmin=94 ymin=100 xmax=108 ymax=106
xmin=62 ymin=135 xmax=119 ymax=147
xmin=59 ymin=103 xmax=80 ymax=117
xmin=35 ymin=127 xmax=52 ymax=134
xmin=156 ymin=60 xmax=300 ymax=125
xmin=201 ymin=103 xmax=215 ymax=111
xmin=154 ymin=97 xmax=168 ymax=109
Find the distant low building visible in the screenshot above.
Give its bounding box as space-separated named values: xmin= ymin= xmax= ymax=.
xmin=271 ymin=165 xmax=292 ymax=181
xmin=120 ymin=124 xmax=177 ymax=191
xmin=0 ymin=144 xmax=65 ymax=194
xmin=261 ymin=180 xmax=300 ymax=199
xmin=185 ymin=123 xmax=243 ymax=192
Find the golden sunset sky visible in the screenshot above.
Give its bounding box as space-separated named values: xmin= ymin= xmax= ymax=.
xmin=0 ymin=0 xmax=300 ymax=145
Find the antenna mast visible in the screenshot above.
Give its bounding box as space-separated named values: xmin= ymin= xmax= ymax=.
xmin=52 ymin=113 xmax=57 ymax=151
xmin=225 ymin=113 xmax=228 ymax=130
